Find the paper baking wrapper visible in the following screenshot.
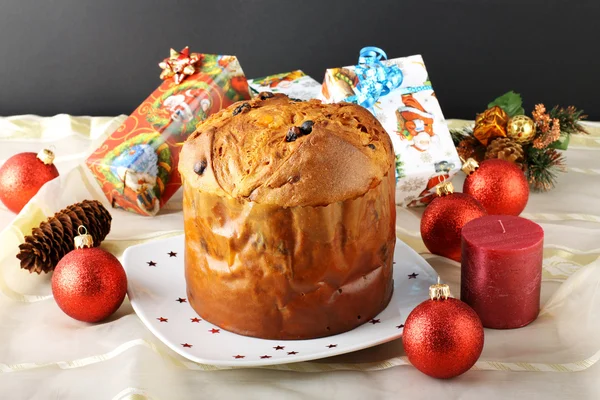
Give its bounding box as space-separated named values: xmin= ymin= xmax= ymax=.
xmin=182 ymin=169 xmax=396 ymax=340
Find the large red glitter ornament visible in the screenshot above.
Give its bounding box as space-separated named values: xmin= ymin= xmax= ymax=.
xmin=462 ymin=158 xmax=529 ymax=216
xmin=403 ymin=279 xmax=484 ymax=379
xmin=52 ymin=226 xmax=127 ymax=323
xmin=420 ymin=181 xmax=487 ymax=262
xmin=0 ymin=149 xmax=59 ymax=213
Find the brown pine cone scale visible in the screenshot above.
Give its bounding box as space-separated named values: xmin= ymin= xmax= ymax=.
xmin=485 ymin=137 xmax=526 ymax=168
xmin=16 ymin=200 xmax=112 ymax=274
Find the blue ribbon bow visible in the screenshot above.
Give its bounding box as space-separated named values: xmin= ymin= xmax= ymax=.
xmin=345 ymin=47 xmax=404 ymax=111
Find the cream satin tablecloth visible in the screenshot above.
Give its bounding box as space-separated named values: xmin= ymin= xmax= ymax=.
xmin=1 ymin=115 xmax=599 ymax=399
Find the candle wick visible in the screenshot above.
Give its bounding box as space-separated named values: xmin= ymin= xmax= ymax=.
xmin=498 ymin=219 xmax=506 ymax=234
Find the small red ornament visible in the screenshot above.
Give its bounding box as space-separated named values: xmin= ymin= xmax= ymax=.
xmin=420 ymin=181 xmax=487 ymax=262
xmin=52 ymin=226 xmax=127 ymax=323
xmin=0 ymin=149 xmax=59 ymax=213
xmin=462 ymin=158 xmax=529 ymax=216
xmin=403 ymin=278 xmax=484 ymax=379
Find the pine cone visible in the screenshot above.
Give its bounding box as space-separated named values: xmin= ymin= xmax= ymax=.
xmin=17 ymin=200 xmax=112 ymax=274
xmin=485 ymin=137 xmax=526 ymax=168
xmin=457 ymin=137 xmax=485 ymax=162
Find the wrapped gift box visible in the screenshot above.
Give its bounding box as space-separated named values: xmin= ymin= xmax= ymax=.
xmin=86 ymin=51 xmax=251 ymax=216
xmin=248 ymin=70 xmax=321 ymax=101
xmin=320 ymin=52 xmax=461 ymax=206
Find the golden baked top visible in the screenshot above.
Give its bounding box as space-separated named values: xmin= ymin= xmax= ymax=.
xmin=179 ymin=93 xmax=394 ymax=207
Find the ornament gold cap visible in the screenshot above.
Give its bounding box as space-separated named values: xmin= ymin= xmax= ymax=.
xmin=429 ymin=276 xmax=451 ymax=300
xmin=435 ymin=180 xmax=454 ymax=196
xmin=74 ymin=225 xmax=94 ymax=249
xmin=36 ymin=148 xmax=55 ymax=165
xmin=461 ymin=157 xmax=479 ymax=175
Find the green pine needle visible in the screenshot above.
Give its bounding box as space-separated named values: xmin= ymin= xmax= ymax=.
xmin=548 ymin=105 xmax=588 ymax=135
xmin=526 ymin=147 xmax=566 ymax=192
xmin=450 ymin=126 xmax=474 ymax=146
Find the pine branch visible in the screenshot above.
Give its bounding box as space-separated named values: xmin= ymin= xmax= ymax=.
xmin=549 ymin=105 xmax=588 ymax=135
xmin=450 ymin=126 xmax=474 ymax=146
xmin=526 ymin=147 xmax=566 ymax=192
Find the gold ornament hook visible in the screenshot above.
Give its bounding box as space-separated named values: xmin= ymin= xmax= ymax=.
xmin=74 ymin=225 xmax=94 ymax=249
xmin=429 ymin=276 xmax=451 ymax=301
xmin=435 ymin=180 xmax=454 ymax=196
xmin=36 ymin=148 xmax=56 ymax=165
xmin=461 ymin=158 xmax=479 ymax=175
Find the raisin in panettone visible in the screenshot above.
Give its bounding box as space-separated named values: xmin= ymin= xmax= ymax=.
xmin=179 ymin=93 xmax=396 ymax=339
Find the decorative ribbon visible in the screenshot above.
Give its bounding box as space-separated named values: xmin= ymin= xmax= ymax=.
xmin=2 ymin=336 xmax=600 ymax=375
xmin=346 ymin=47 xmax=404 ymax=110
xmin=159 ymin=47 xmax=202 ymax=84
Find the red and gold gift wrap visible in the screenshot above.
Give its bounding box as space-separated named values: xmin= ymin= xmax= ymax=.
xmin=86 ymin=50 xmax=251 ymax=216
xmin=473 ymin=106 xmax=509 ymax=146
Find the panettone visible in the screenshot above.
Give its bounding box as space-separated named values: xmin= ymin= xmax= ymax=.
xmin=179 ymin=93 xmax=396 ymax=339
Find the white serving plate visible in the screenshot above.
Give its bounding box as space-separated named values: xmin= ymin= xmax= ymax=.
xmin=124 ymin=235 xmax=436 ymax=367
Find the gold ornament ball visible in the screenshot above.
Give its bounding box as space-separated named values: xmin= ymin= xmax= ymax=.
xmin=507 ymin=115 xmax=536 ymax=144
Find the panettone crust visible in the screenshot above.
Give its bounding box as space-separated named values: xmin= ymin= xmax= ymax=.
xmin=179 ymin=94 xmax=394 ymax=207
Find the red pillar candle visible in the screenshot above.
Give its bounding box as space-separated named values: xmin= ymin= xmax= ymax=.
xmin=460 ymin=215 xmax=544 ymax=329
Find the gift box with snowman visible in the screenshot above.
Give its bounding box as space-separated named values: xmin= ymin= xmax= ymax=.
xmin=320 ymin=47 xmax=461 ymax=206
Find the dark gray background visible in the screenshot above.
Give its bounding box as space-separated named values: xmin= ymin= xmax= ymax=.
xmin=1 ymin=0 xmax=598 ymax=119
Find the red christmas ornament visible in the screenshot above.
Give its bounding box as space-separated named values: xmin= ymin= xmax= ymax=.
xmin=52 ymin=226 xmax=127 ymax=323
xmin=462 ymin=158 xmax=529 ymax=216
xmin=403 ymin=279 xmax=484 ymax=379
xmin=0 ymin=149 xmax=59 ymax=213
xmin=420 ymin=182 xmax=487 ymax=262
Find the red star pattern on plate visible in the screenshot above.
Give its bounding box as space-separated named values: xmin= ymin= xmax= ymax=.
xmin=233 ymin=355 xmax=245 ymax=359
xmin=126 ymin=234 xmax=438 ymax=367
